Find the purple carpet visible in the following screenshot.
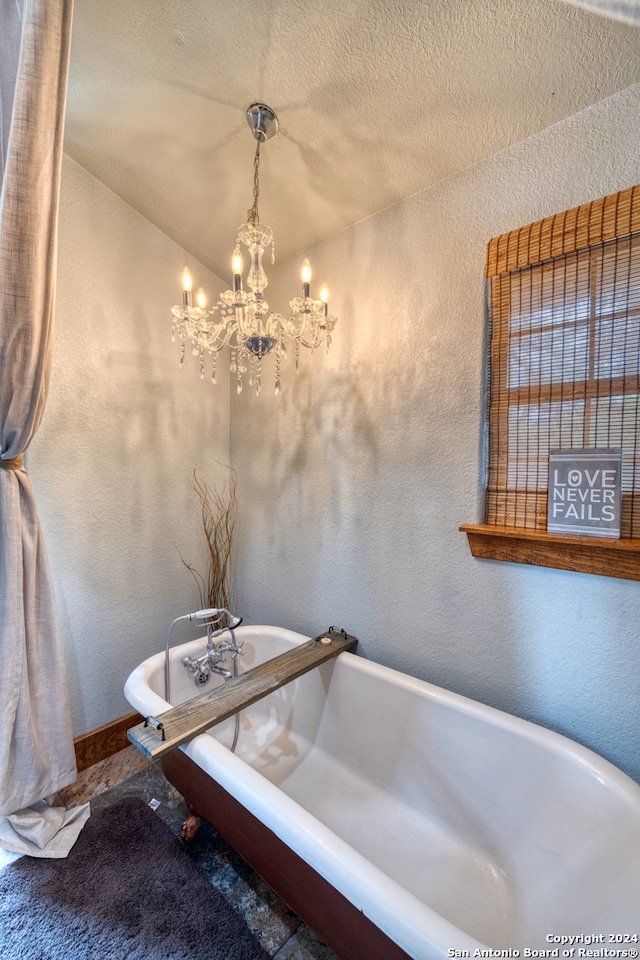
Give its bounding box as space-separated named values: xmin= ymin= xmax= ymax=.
xmin=0 ymin=796 xmax=270 ymax=960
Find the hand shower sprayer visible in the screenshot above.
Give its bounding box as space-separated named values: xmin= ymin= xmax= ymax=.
xmin=186 ymin=608 xmax=220 ymax=621
xmin=164 ymin=607 xmax=243 ymax=701
xmin=185 ymin=607 xmax=243 ymax=628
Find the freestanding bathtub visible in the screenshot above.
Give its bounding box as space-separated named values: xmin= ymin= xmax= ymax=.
xmin=124 ymin=625 xmax=640 ymax=960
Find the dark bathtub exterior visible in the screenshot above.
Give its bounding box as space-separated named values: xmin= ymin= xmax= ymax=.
xmin=162 ymin=748 xmax=412 ymax=960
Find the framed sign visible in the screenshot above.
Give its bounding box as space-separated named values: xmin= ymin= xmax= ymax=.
xmin=547 ymin=448 xmax=622 ymax=538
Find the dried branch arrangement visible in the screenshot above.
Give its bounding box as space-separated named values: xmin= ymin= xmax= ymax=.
xmin=183 ymin=468 xmax=238 ymax=626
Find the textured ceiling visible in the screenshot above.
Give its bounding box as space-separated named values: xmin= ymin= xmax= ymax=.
xmin=64 ymin=0 xmax=640 ymax=280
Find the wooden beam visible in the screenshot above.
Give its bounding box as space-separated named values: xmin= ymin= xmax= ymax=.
xmin=128 ymin=629 xmax=357 ymax=760
xmin=74 ymin=711 xmax=144 ymax=773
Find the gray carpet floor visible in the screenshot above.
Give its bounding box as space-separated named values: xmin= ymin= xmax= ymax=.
xmin=0 ymin=795 xmax=271 ymax=960
xmin=0 ymin=761 xmax=338 ymax=960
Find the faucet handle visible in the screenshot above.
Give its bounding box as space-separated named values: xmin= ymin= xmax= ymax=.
xmin=206 ymin=646 xmax=227 ymax=665
xmin=232 ymin=638 xmax=245 ymax=659
xmin=217 ymin=638 xmax=244 ymax=659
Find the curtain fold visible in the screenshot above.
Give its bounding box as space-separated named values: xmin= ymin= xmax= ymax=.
xmin=0 ymin=0 xmax=89 ymax=857
xmin=559 ymin=0 xmax=640 ymax=24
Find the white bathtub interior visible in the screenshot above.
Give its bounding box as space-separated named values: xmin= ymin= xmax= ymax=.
xmin=125 ymin=625 xmax=640 ymax=953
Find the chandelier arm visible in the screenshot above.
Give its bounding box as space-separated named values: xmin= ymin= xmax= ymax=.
xmin=295 ymin=326 xmax=330 ymax=349
xmin=281 ymin=308 xmax=321 ymax=342
xmin=231 ymin=305 xmax=250 ymax=339
xmin=183 ymin=314 xmax=238 ymax=353
xmin=200 ymin=329 xmax=239 ymax=354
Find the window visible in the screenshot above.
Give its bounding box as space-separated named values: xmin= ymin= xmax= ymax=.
xmin=461 ymin=186 xmax=640 ymax=579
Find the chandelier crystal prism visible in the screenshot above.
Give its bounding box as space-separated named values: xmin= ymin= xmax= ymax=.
xmin=171 ymin=103 xmax=338 ymax=396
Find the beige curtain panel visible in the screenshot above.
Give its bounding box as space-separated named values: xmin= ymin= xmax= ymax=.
xmin=0 ymin=0 xmax=89 ymax=856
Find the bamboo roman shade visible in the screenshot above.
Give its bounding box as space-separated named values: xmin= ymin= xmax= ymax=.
xmin=485 ymin=185 xmax=640 ymax=537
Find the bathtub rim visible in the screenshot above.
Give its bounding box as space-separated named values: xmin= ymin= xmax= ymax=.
xmin=126 ymin=622 xmax=640 ymax=811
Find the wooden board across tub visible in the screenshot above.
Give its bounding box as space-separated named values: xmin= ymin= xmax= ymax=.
xmin=128 ymin=628 xmax=357 ymax=760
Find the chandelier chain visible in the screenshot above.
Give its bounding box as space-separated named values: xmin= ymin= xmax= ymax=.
xmin=248 ymin=140 xmax=261 ymax=225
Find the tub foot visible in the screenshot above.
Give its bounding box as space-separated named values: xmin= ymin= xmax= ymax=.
xmin=181 ymin=803 xmax=202 ymax=842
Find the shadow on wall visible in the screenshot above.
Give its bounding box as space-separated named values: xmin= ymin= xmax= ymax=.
xmin=251 ymin=365 xmax=380 ymax=536
xmin=277 ymin=365 xmax=378 ymax=499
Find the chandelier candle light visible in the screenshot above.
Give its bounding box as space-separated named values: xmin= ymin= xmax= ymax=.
xmin=172 ymin=103 xmax=337 ymax=395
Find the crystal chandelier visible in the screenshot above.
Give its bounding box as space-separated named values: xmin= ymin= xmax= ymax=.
xmin=171 ymin=103 xmax=338 ymax=396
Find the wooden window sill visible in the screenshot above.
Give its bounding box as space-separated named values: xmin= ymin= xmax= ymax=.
xmin=460 ymin=524 xmax=640 ymax=581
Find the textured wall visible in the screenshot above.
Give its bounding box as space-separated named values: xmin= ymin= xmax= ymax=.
xmin=29 ymin=156 xmax=231 ymax=736
xmin=230 ymin=84 xmax=640 ymax=782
